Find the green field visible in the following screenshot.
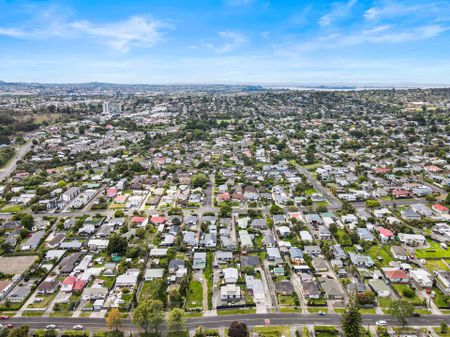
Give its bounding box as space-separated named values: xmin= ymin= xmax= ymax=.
xmin=424 ymin=259 xmax=449 ymax=272
xmin=254 ymin=326 xmax=291 ymax=337
xmin=186 ymin=280 xmax=203 ymax=309
xmin=416 ymin=242 xmax=450 ymax=259
xmin=367 ymin=245 xmax=393 ymax=267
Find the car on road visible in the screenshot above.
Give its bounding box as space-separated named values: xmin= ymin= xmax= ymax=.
xmin=376 ymin=320 xmax=387 ymax=326
xmin=46 ymin=324 xmax=57 ymax=330
xmin=412 ymin=313 xmax=421 ymax=317
xmin=0 ymin=316 xmax=9 ymax=320
xmin=73 ymin=325 xmax=84 ymax=330
xmin=318 ymin=311 xmax=326 ymax=316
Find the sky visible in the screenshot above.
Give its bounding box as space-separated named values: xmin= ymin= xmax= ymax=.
xmin=0 ymin=0 xmax=449 ymax=85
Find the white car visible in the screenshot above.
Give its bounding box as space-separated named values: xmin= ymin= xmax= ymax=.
xmin=73 ymin=325 xmax=84 ymax=330
xmin=46 ymin=324 xmax=57 ymax=330
xmin=376 ymin=320 xmax=387 ymax=326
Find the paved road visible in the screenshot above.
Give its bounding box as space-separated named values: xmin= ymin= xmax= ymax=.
xmin=6 ymin=313 xmax=450 ymax=331
xmin=0 ymin=141 xmax=32 ymax=182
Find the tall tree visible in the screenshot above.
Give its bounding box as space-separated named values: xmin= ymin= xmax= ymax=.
xmin=106 ymin=308 xmax=122 ymax=331
xmin=133 ymin=299 xmax=165 ymax=334
xmin=228 ymin=321 xmax=249 ymax=337
xmin=341 ymin=298 xmax=362 ymax=337
xmin=389 ymin=299 xmax=414 ymax=328
xmin=167 ymin=308 xmax=185 ymax=332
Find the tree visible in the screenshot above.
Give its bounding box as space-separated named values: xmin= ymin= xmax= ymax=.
xmin=191 ymin=173 xmax=208 ymax=188
xmin=270 ymin=204 xmax=284 ymax=215
xmin=365 ymin=199 xmax=380 ymax=208
xmin=0 ymin=328 xmax=8 ymax=337
xmin=7 ymin=326 xmax=29 ymax=337
xmin=341 ymin=299 xmax=362 ymax=337
xmin=106 ymin=308 xmax=122 ymax=331
xmin=167 ymin=308 xmax=185 ymax=332
xmin=228 ymin=321 xmax=249 ymax=337
xmin=133 ymin=299 xmax=165 ymax=334
xmin=445 ymin=193 xmax=450 ymax=206
xmin=107 ymin=234 xmax=128 ymax=256
xmin=389 ymin=299 xmax=414 ymax=328
xmin=441 ymin=322 xmax=448 ymax=334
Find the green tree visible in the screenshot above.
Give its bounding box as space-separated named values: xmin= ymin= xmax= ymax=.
xmin=7 ymin=326 xmax=29 ymax=337
xmin=167 ymin=308 xmax=185 ymax=332
xmin=107 ymin=234 xmax=128 ymax=256
xmin=389 ymin=299 xmax=414 ymax=328
xmin=270 ymin=204 xmax=284 ymax=215
xmin=441 ymin=322 xmax=448 ymax=334
xmin=191 ymin=173 xmax=208 ymax=188
xmin=445 ymin=193 xmax=450 ymax=206
xmin=133 ymin=299 xmax=165 ymax=334
xmin=341 ymin=299 xmax=362 ymax=337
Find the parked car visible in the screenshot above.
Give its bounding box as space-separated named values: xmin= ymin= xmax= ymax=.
xmin=0 ymin=316 xmax=9 ymax=320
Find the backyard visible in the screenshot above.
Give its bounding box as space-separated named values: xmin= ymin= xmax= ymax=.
xmin=186 ymin=280 xmax=203 ymax=309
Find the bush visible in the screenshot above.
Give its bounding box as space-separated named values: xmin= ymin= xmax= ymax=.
xmin=402 ymin=287 xmax=415 ymax=298
xmin=61 ymin=331 xmax=89 ymax=337
xmin=94 ymin=331 xmax=124 ymax=337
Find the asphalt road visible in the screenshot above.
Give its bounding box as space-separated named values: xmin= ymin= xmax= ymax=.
xmin=0 ymin=141 xmax=32 ymax=182
xmin=6 ymin=313 xmax=450 ymax=332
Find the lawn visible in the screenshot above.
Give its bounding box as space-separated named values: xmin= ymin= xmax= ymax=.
xmin=28 ymin=292 xmax=58 ymax=309
xmin=424 ymin=259 xmax=450 ymax=272
xmin=186 ymin=280 xmax=203 ymax=309
xmin=366 ymin=245 xmax=393 ymax=267
xmin=254 ymin=326 xmax=291 ymax=337
xmin=378 ymin=297 xmax=392 ymax=309
xmin=217 ymin=308 xmax=256 ymax=315
xmin=278 ymin=294 xmax=298 ymax=306
xmin=304 ymin=188 xmax=317 ymax=196
xmin=307 ymin=307 xmax=328 ymax=313
xmin=433 ymin=328 xmax=450 ymax=337
xmin=49 ymin=312 xmax=73 ymax=317
xmin=1 ymin=204 xmax=24 ymax=213
xmin=432 ymin=287 xmax=450 ymax=309
xmin=302 ymin=163 xmax=322 ymax=171
xmin=314 ymin=326 xmax=338 ymax=337
xmin=392 ymin=284 xmax=423 ymax=305
xmin=22 ymin=311 xmax=44 ymax=317
xmin=335 ymin=229 xmax=352 ymax=247
xmin=416 ymin=241 xmax=450 ymax=259
xmin=359 ymin=308 xmax=376 ymax=314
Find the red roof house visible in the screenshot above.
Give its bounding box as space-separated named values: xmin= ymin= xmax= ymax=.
xmin=432 ymin=204 xmax=449 ymax=214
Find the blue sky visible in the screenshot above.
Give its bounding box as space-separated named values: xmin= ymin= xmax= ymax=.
xmin=0 ymin=0 xmax=449 ymax=84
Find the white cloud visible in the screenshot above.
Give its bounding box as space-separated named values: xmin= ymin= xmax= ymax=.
xmin=203 ymin=31 xmax=248 ymax=54
xmin=275 ymin=24 xmax=448 ymax=57
xmin=70 ymin=16 xmax=170 ymax=52
xmin=319 ymin=0 xmax=357 ymax=27
xmin=364 ymin=1 xmax=448 ymax=21
xmin=0 ymin=15 xmax=171 ymax=52
xmin=0 ymin=27 xmax=27 ymax=37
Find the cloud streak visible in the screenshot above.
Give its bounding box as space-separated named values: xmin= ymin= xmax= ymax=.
xmin=319 ymin=0 xmax=357 ymax=27
xmin=0 ymin=14 xmax=172 ymax=52
xmin=202 ymin=31 xmax=248 ymax=54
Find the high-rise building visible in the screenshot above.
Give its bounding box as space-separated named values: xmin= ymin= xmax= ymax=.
xmin=102 ymin=101 xmax=122 ymax=114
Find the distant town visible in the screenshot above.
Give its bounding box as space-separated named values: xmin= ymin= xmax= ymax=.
xmin=0 ymin=83 xmax=449 ymax=337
